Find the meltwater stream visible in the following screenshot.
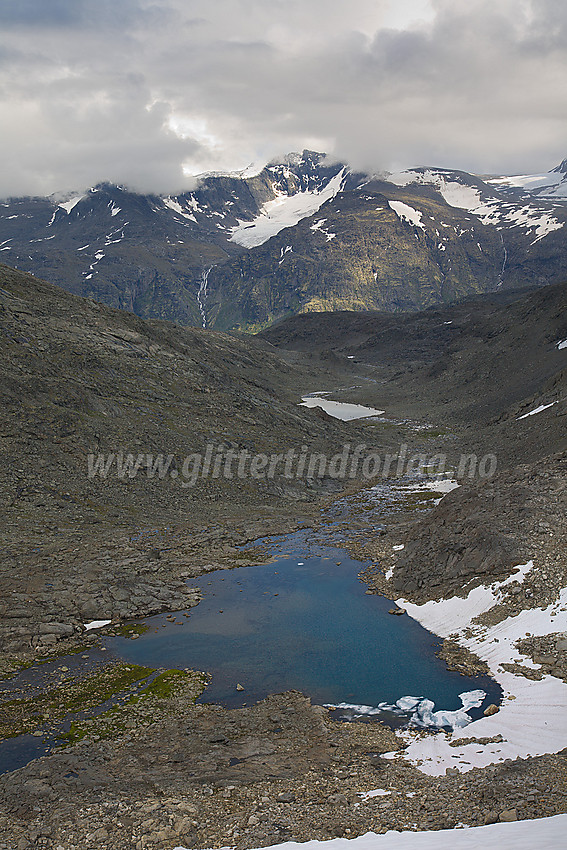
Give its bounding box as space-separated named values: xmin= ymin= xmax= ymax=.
xmin=107 ymin=533 xmax=500 ymax=727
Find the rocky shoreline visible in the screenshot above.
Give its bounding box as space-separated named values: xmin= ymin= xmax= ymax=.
xmin=1 ymin=687 xmax=566 ymax=850
xmin=1 ymin=458 xmax=566 ymax=849
xmin=1 ymin=265 xmax=566 ymax=848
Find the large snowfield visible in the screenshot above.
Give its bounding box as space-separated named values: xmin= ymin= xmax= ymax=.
xmin=229 ymin=169 xmax=346 ymax=247
xmin=392 ymin=560 xmax=567 ymax=775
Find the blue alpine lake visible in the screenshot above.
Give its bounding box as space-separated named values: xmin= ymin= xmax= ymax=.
xmin=0 ymin=532 xmax=502 ymax=775
xmin=106 ymin=535 xmax=501 ymax=725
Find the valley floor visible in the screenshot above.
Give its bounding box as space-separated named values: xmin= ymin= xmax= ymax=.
xmin=0 ymin=455 xmax=566 ymax=850
xmin=0 ymin=267 xmax=565 ymax=848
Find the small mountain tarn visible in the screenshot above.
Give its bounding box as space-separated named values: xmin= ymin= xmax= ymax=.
xmin=104 ymin=540 xmax=501 ymax=728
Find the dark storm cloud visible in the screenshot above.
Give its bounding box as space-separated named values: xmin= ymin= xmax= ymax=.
xmin=0 ymin=0 xmax=566 ymax=196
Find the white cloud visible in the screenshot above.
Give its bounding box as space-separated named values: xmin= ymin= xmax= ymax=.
xmin=0 ymin=0 xmax=566 ymax=196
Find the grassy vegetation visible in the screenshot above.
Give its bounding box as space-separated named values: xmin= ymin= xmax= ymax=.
xmin=0 ymin=663 xmax=155 ymax=740
xmin=61 ymin=668 xmax=208 ymax=745
xmin=136 ymin=669 xmax=193 ymax=699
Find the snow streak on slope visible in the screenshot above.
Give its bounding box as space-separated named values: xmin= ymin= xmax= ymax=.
xmin=175 ymin=814 xmax=567 ymax=850
xmin=229 ymin=168 xmax=347 ymax=248
xmin=517 ymin=401 xmax=558 ymax=420
xmin=163 ymin=196 xmax=198 ymax=222
xmin=388 ymin=170 xmax=564 ymax=242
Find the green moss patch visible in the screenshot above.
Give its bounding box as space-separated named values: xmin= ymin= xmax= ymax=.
xmin=60 ymin=668 xmax=208 ymax=745
xmin=0 ymin=663 xmax=155 ymax=739
xmin=138 ymin=669 xmax=192 ymax=699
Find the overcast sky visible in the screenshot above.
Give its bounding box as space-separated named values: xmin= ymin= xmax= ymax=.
xmin=1 ymin=0 xmax=566 ymax=196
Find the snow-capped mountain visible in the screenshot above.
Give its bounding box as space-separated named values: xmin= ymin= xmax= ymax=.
xmin=0 ymin=151 xmax=350 ymax=327
xmin=486 ymin=158 xmax=567 ymax=200
xmin=1 ymin=153 xmax=566 ymax=331
xmin=387 ymin=166 xmax=565 ymax=242
xmin=205 ymin=159 xmax=567 ymax=331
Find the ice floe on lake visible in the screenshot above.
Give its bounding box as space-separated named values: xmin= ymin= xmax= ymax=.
xmin=327 ymin=690 xmax=486 ymax=731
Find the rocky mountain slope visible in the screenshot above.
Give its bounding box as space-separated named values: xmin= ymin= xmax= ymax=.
xmin=0 ymin=152 xmax=348 ymax=328
xmin=0 ymin=266 xmax=566 ymax=848
xmin=0 ymin=261 xmax=387 ymax=655
xmin=2 ymin=153 xmax=567 ymax=331
xmin=260 ymin=280 xmax=567 ymax=465
xmin=0 ymin=261 xmax=372 ymax=539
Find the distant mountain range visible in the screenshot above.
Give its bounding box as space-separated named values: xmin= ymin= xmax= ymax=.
xmin=1 ymin=151 xmax=566 ymax=331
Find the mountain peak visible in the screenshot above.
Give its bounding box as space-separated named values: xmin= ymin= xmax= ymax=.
xmin=551 ymin=158 xmax=567 ymax=174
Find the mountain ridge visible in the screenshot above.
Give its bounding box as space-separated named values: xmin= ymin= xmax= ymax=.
xmin=1 ymin=151 xmax=567 ymax=331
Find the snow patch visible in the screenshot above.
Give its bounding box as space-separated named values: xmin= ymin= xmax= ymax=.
xmin=387 ymin=170 xmax=564 ymax=241
xmin=279 ymin=245 xmax=293 ymax=264
xmin=391 ymin=562 xmax=567 ymax=774
xmin=58 ymin=195 xmax=84 ymax=214
xmin=388 ymin=200 xmax=425 ymax=231
xmin=163 ymin=197 xmax=198 ymax=223
xmin=358 ymin=789 xmax=391 ymax=799
xmin=487 ymin=168 xmax=567 ymax=199
xmin=175 ymin=814 xmax=567 ymax=850
xmin=83 ymin=619 xmax=111 ymax=631
xmin=517 ymin=402 xmax=558 ymax=420
xmin=411 ymin=479 xmax=460 ymax=495
xmin=398 ymin=561 xmax=534 ymax=637
xmin=229 ymin=168 xmax=346 ymax=248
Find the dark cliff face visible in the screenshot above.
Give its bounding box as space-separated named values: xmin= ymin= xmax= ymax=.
xmin=1 ymin=153 xmax=566 ymax=332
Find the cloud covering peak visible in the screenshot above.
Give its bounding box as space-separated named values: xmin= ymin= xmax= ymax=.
xmin=0 ymin=0 xmax=566 ymax=196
